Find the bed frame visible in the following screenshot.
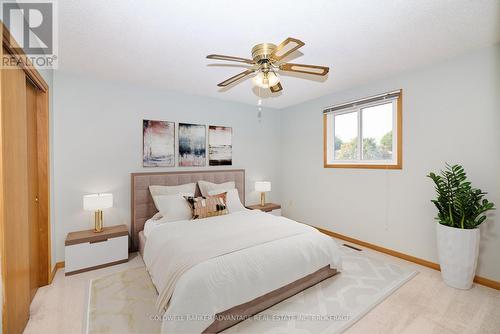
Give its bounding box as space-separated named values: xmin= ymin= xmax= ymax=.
xmin=130 ymin=169 xmax=245 ymax=251
xmin=130 ymin=169 xmax=338 ymax=333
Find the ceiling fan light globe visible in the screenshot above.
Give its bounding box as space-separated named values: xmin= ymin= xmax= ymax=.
xmin=253 ymin=71 xmax=280 ymax=89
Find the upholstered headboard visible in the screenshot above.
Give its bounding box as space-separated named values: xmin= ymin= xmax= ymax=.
xmin=130 ymin=169 xmax=245 ymax=250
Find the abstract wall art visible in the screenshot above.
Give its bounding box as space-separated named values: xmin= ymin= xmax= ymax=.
xmin=178 ymin=123 xmax=206 ymax=166
xmin=209 ymin=126 xmax=232 ymax=166
xmin=143 ymin=120 xmax=175 ymax=167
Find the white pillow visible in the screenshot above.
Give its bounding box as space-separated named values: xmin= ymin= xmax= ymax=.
xmin=153 ymin=193 xmax=193 ymax=222
xmin=150 ymin=183 xmax=196 ymax=212
xmin=198 ymin=180 xmax=235 ymax=197
xmin=208 ymin=188 xmax=245 ymax=213
xmin=149 ymin=183 xmax=196 ymax=197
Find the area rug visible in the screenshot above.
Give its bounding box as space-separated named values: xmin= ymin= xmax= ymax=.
xmin=87 ymin=247 xmax=417 ymax=333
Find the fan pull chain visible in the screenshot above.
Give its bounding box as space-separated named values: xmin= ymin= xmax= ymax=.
xmin=257 ymin=88 xmax=263 ymax=123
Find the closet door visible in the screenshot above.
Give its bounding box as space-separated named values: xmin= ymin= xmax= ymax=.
xmin=1 ymin=28 xmax=50 ymax=333
xmin=1 ymin=49 xmax=31 ymax=334
xmin=26 ymin=79 xmax=40 ymax=300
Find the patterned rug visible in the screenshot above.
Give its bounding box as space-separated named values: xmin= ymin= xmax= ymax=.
xmin=87 ymin=247 xmax=417 ymax=333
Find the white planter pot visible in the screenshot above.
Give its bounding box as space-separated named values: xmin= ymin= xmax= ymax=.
xmin=436 ymin=223 xmax=480 ymax=289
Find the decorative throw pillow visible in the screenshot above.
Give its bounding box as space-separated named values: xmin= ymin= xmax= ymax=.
xmin=184 ymin=193 xmax=229 ymax=219
xmin=208 ymin=188 xmax=245 ymax=213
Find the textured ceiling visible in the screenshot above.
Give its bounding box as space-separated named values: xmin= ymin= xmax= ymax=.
xmin=58 ymin=0 xmax=500 ymax=109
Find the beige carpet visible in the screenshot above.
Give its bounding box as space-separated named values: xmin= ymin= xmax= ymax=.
xmin=87 ymin=247 xmax=417 ymax=333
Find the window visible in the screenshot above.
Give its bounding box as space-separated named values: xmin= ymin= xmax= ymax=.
xmin=324 ymin=90 xmax=402 ymax=169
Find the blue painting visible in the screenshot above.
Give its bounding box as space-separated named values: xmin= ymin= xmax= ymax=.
xmin=178 ymin=123 xmax=206 ymax=166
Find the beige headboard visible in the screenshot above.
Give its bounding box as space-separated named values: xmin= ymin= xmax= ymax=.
xmin=131 ymin=169 xmax=245 ymax=250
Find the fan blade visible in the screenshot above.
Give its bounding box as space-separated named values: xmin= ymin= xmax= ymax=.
xmin=279 ymin=63 xmax=329 ymax=76
xmin=270 ymin=37 xmax=305 ymax=61
xmin=207 ymin=54 xmax=255 ymax=64
xmin=270 ymin=82 xmax=283 ymax=93
xmin=217 ymin=69 xmax=255 ymax=87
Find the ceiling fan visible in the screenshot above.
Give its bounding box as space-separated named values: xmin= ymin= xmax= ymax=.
xmin=207 ymin=37 xmax=329 ymax=93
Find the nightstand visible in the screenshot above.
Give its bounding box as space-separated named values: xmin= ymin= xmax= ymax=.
xmin=246 ymin=203 xmax=281 ymax=216
xmin=64 ymin=224 xmax=129 ymax=275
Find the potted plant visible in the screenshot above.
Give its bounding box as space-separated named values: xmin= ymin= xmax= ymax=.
xmin=427 ymin=164 xmax=495 ymax=289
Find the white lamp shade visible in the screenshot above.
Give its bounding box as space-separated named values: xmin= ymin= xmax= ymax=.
xmin=83 ymin=193 xmax=113 ymax=210
xmin=255 ymin=181 xmax=271 ymax=192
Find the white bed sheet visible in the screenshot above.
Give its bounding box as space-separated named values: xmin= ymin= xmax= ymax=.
xmin=143 ymin=210 xmax=342 ymax=333
xmin=143 ymin=217 xmax=160 ymax=239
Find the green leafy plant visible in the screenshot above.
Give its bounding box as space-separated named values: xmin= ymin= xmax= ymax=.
xmin=427 ymin=164 xmax=495 ymax=229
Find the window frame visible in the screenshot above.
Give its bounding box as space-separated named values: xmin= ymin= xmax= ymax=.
xmin=323 ymin=90 xmax=402 ymax=169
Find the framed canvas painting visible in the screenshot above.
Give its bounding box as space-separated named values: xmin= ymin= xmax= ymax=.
xmin=209 ymin=126 xmax=232 ymax=166
xmin=143 ymin=120 xmax=175 ymax=167
xmin=178 ymin=123 xmax=206 ymax=166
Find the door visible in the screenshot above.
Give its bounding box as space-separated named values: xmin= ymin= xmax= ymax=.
xmin=1 ymin=29 xmax=51 ymax=334
xmin=1 ymin=48 xmax=31 ymax=334
xmin=26 ymin=79 xmax=40 ymax=300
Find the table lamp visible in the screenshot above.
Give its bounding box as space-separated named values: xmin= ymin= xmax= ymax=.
xmin=255 ymin=181 xmax=271 ymax=206
xmin=83 ymin=193 xmax=113 ymax=233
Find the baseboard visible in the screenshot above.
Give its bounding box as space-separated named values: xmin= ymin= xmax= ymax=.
xmin=315 ymin=226 xmax=500 ymax=291
xmin=473 ymin=275 xmax=500 ymax=290
xmin=49 ymin=261 xmax=65 ymax=283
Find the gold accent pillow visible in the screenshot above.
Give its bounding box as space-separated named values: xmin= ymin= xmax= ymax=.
xmin=184 ymin=192 xmax=229 ymax=220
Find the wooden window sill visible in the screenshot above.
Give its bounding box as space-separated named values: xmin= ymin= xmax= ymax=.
xmin=324 ymin=163 xmax=402 ymax=169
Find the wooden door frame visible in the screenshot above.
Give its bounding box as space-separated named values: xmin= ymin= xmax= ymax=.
xmin=1 ymin=23 xmax=48 ymax=91
xmin=1 ymin=23 xmax=51 ymax=331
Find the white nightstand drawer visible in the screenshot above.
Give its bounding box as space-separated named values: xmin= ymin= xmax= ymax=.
xmin=65 ymin=235 xmax=128 ymax=274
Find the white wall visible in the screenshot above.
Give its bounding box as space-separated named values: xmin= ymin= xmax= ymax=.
xmin=53 ymin=72 xmax=281 ymax=262
xmin=52 ymin=45 xmax=500 ymax=282
xmin=280 ymin=45 xmax=500 ymax=281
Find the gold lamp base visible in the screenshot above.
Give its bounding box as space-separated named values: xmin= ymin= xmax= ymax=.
xmin=94 ymin=209 xmax=103 ymax=233
xmin=260 ymin=192 xmax=266 ymax=207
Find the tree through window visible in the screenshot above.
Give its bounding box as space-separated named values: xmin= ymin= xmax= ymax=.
xmin=324 ymin=90 xmax=402 ymax=169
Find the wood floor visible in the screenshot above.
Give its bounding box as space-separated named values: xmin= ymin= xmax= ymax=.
xmin=23 ymin=240 xmax=500 ymax=334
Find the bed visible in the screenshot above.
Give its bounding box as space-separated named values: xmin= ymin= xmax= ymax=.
xmin=131 ymin=170 xmax=342 ymax=333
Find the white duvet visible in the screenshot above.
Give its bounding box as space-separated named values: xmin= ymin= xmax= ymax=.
xmin=143 ymin=210 xmax=342 ymax=333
